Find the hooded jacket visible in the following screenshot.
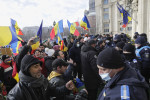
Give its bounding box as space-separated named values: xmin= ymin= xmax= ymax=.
xmin=98 ymin=65 xmax=149 ymax=100
xmin=69 ymin=40 xmax=81 ymax=64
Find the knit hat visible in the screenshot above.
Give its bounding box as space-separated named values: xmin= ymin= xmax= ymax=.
xmin=45 ymin=48 xmax=55 ymax=57
xmin=21 ymin=55 xmax=42 ymax=76
xmin=2 ymin=55 xmax=10 ymax=61
xmin=123 ymin=43 xmax=135 ymax=53
xmin=135 ymin=36 xmax=146 ymax=45
xmin=97 ymin=48 xmax=124 ymax=69
xmin=116 ymin=42 xmax=125 ymax=50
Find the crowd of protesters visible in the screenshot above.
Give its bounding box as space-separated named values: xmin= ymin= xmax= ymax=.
xmin=0 ymin=32 xmax=150 ymax=100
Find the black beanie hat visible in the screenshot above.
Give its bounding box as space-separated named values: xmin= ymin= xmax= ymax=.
xmin=21 ymin=55 xmax=42 ymax=76
xmin=116 ymin=42 xmax=125 ymax=50
xmin=97 ymin=48 xmax=124 ymax=69
xmin=2 ymin=55 xmax=10 ymax=61
xmin=123 ymin=43 xmax=135 ymax=53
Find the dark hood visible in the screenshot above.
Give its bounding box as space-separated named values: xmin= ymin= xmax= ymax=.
xmin=106 ymin=66 xmax=149 ymax=89
xmin=72 ymin=39 xmax=79 ymax=48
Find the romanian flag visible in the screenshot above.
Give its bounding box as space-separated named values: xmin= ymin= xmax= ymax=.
xmin=57 ymin=32 xmax=63 ymax=45
xmin=60 ymin=40 xmax=64 ymax=51
xmin=10 ymin=41 xmax=22 ymax=56
xmin=0 ymin=26 xmax=18 ymax=46
xmin=73 ymin=22 xmax=79 ymax=27
xmin=37 ymin=20 xmax=43 ymax=44
xmin=117 ymin=2 xmax=132 ymax=28
xmin=31 ymin=21 xmax=43 ymax=51
xmin=11 ymin=19 xmax=24 ymax=35
xmin=67 ymin=20 xmax=80 ymax=36
xmin=50 ymin=20 xmax=63 ymax=40
xmin=80 ymin=15 xmax=90 ymax=31
xmin=12 ymin=62 xmax=19 ymax=82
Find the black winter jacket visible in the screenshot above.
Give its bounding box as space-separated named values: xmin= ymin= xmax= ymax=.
xmin=7 ymin=71 xmax=51 ymax=100
xmin=16 ymin=45 xmax=31 ymax=72
xmin=81 ymin=44 xmax=103 ymax=90
xmin=69 ymin=40 xmax=81 ymax=64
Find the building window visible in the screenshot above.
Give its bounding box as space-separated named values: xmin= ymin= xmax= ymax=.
xmin=104 ymin=0 xmax=108 ymax=5
xmin=120 ymin=28 xmax=123 ymax=31
xmin=104 ymin=29 xmax=109 ymax=32
xmin=104 ymin=8 xmax=109 ymax=12
xmin=104 ymin=24 xmax=109 ymax=27
xmin=104 ymin=13 xmax=109 ymax=20
xmin=120 ymin=22 xmax=123 ymax=25
xmin=128 ymin=27 xmax=132 ymax=31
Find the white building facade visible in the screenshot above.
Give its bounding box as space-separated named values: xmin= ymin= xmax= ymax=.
xmin=95 ymin=0 xmax=150 ymax=41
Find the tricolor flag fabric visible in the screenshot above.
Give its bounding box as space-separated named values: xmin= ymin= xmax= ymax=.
xmin=50 ymin=20 xmax=63 ymax=40
xmin=31 ymin=21 xmax=43 ymax=51
xmin=80 ymin=15 xmax=90 ymax=31
xmin=10 ymin=41 xmax=22 ymax=56
xmin=67 ymin=20 xmax=80 ymax=36
xmin=37 ymin=20 xmax=43 ymax=44
xmin=117 ymin=2 xmax=132 ymax=28
xmin=11 ymin=19 xmax=24 ymax=35
xmin=0 ymin=26 xmax=18 ymax=46
xmin=12 ymin=62 xmax=19 ymax=82
xmin=73 ymin=22 xmax=79 ymax=27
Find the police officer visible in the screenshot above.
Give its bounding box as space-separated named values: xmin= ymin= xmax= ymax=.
xmin=135 ymin=36 xmax=150 ymax=83
xmin=123 ymin=43 xmax=141 ymax=70
xmin=97 ymin=48 xmax=149 ymax=100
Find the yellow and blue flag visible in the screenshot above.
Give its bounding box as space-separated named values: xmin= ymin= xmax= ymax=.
xmin=11 ymin=19 xmax=24 ymax=35
xmin=117 ymin=2 xmax=132 ymax=28
xmin=0 ymin=26 xmax=18 ymax=46
xmin=67 ymin=20 xmax=80 ymax=36
xmin=37 ymin=20 xmax=43 ymax=44
xmin=50 ymin=20 xmax=63 ymax=40
xmin=80 ymin=15 xmax=90 ymax=31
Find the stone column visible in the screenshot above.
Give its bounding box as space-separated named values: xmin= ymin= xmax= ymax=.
xmin=148 ymin=0 xmax=150 ymax=42
xmin=109 ymin=3 xmax=112 ymax=33
xmin=131 ymin=0 xmax=138 ymax=38
xmin=137 ymin=0 xmax=148 ymax=34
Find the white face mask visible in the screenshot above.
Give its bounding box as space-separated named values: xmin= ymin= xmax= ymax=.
xmin=99 ymin=70 xmax=112 ymax=82
xmin=77 ymin=44 xmax=80 ymax=47
xmin=135 ymin=46 xmax=138 ymax=49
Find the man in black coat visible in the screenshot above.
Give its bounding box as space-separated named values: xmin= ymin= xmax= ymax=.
xmin=81 ymin=39 xmax=103 ymax=100
xmin=69 ymin=40 xmax=82 ymax=79
xmin=7 ymin=55 xmax=51 ymax=100
xmin=47 ymin=59 xmax=88 ymax=100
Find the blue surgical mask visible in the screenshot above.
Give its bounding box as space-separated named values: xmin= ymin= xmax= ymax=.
xmin=99 ymin=70 xmax=112 ymax=81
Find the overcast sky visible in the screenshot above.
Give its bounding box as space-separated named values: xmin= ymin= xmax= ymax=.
xmin=0 ymin=0 xmax=89 ymax=28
